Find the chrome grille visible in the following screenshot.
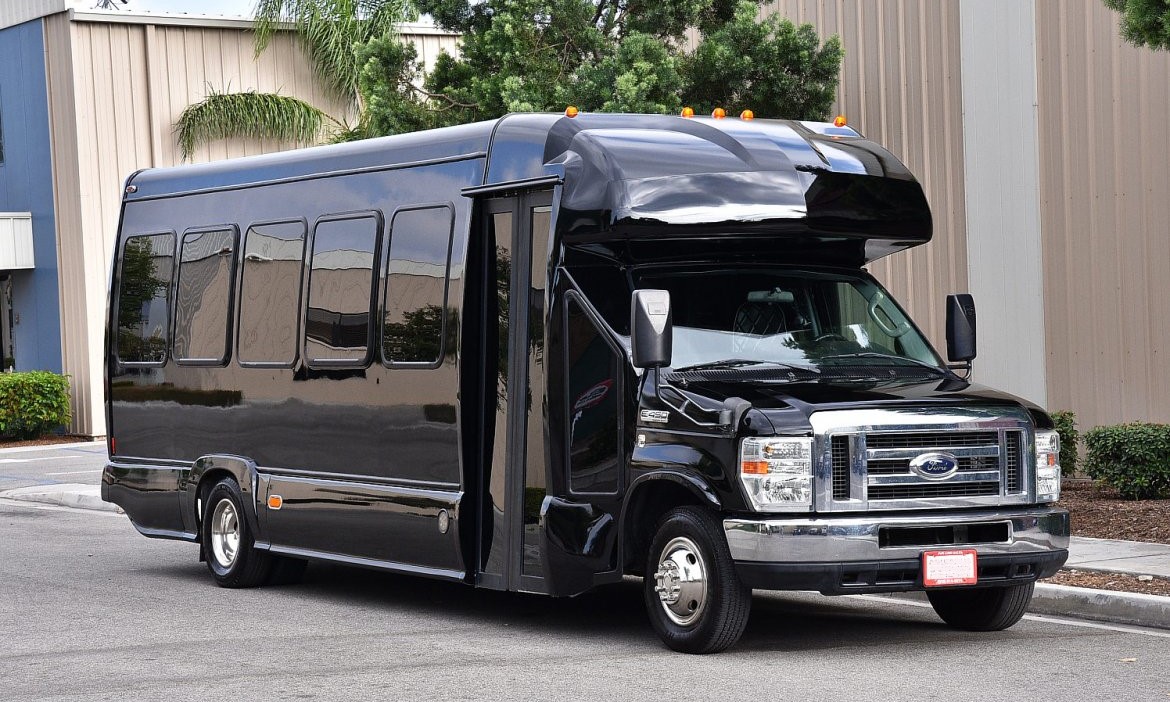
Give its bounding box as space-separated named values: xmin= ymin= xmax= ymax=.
xmin=831 ymin=436 xmax=850 ymax=500
xmin=812 ymin=408 xmax=1034 ymax=512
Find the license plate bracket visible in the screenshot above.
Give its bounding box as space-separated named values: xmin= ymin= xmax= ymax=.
xmin=922 ymin=549 xmax=978 ymax=587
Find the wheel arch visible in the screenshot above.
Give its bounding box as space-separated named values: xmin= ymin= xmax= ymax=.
xmin=185 ymin=455 xmax=263 ymax=542
xmin=620 ymin=471 xmax=722 ymax=575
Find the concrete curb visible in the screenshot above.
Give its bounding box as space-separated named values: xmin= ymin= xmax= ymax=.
xmin=1030 ymin=583 xmax=1170 ymax=630
xmin=0 ymin=483 xmax=121 ymax=514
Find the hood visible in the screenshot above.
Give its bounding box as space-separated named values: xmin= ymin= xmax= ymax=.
xmin=659 ymin=374 xmax=1050 ymax=435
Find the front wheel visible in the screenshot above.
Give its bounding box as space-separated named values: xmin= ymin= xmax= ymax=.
xmin=643 ymin=506 xmax=751 ymax=654
xmin=927 ymin=582 xmax=1035 ymax=631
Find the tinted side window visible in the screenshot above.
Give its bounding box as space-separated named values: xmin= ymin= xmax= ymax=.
xmin=116 ymin=233 xmax=175 ymax=364
xmin=238 ymin=221 xmax=306 ymax=365
xmin=566 ymin=297 xmax=621 ymax=494
xmin=305 ymin=214 xmax=379 ymax=366
xmin=383 ymin=206 xmax=455 ymax=365
xmin=174 ymin=228 xmax=236 ymax=364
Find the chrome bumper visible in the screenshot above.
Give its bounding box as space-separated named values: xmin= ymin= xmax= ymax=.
xmin=724 ymin=507 xmax=1069 ymax=594
xmin=725 ymin=506 xmax=1069 ymax=564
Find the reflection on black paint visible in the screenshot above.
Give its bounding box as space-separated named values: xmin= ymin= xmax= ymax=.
xmin=566 ymin=299 xmax=620 ymax=493
xmin=116 ymin=233 xmax=174 ymax=363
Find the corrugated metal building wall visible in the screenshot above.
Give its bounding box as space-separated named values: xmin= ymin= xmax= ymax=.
xmin=1036 ymin=2 xmax=1170 ymax=429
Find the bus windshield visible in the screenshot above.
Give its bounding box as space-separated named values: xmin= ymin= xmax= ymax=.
xmin=633 ymin=268 xmax=945 ymax=374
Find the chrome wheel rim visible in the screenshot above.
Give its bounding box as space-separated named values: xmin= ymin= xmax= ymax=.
xmin=652 ymin=536 xmax=709 ymax=626
xmin=209 ymin=498 xmax=240 ymax=569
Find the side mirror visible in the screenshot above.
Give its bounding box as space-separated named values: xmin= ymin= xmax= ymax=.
xmin=631 ymin=289 xmax=672 ymax=369
xmin=946 ymin=293 xmax=977 ymax=363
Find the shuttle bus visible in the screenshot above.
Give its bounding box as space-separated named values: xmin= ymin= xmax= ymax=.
xmin=103 ymin=112 xmax=1069 ymax=653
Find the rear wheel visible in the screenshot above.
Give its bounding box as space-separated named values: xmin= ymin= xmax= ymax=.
xmin=927 ymin=582 xmax=1034 ymax=631
xmin=643 ymin=506 xmax=751 ymax=654
xmin=202 ymin=478 xmax=272 ymax=588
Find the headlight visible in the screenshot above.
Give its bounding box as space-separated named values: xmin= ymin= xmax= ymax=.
xmin=739 ymin=437 xmax=814 ymax=511
xmin=1035 ymin=430 xmax=1061 ymax=502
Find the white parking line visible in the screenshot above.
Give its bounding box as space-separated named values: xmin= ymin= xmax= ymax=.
xmin=45 ymin=469 xmax=103 ymax=476
xmin=853 ymin=593 xmax=1170 ymax=638
xmin=0 ymin=458 xmax=56 ymax=464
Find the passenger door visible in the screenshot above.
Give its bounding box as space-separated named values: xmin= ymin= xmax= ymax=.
xmin=477 ymin=191 xmax=553 ymax=593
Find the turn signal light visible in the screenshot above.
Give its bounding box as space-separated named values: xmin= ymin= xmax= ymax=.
xmin=565 ymin=105 xmax=579 ymax=118
xmin=833 ymin=114 xmax=847 ymax=127
xmin=681 ymin=106 xmax=695 ymax=118
xmin=740 ymin=109 xmax=755 ymax=120
xmin=268 ymin=495 xmax=283 ymax=510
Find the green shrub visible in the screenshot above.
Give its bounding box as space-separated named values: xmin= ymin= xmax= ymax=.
xmin=1050 ymin=411 xmax=1079 ymax=476
xmin=0 ymin=371 xmax=72 ymax=440
xmin=1083 ymin=422 xmax=1170 ymax=500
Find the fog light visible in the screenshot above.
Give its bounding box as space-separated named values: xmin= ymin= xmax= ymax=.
xmin=740 ymin=437 xmax=814 ymax=511
xmin=1035 ymin=430 xmax=1061 ymax=502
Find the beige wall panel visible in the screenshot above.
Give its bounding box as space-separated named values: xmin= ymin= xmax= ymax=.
xmin=766 ymin=1 xmax=968 ymax=349
xmin=0 ymin=0 xmax=65 ymax=30
xmin=1037 ymin=3 xmax=1170 ymax=428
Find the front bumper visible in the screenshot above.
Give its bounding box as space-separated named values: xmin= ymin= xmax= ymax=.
xmin=725 ymin=506 xmax=1069 ymax=595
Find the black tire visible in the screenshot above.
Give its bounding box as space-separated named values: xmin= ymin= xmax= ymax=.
xmin=643 ymin=506 xmax=751 ymax=654
xmin=201 ymin=478 xmax=272 ymax=588
xmin=927 ymin=582 xmax=1034 ymax=631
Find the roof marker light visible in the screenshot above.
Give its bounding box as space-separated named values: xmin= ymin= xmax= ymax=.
xmin=833 ymin=114 xmax=847 ymax=128
xmin=712 ymin=107 xmax=726 ymax=119
xmin=740 ymin=109 xmax=755 ymax=120
xmin=681 ymin=106 xmax=694 ymax=118
xmin=565 ymin=106 xmax=579 ymax=118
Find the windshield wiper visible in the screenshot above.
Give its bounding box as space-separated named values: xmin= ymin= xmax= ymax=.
xmin=819 ymin=352 xmax=946 ymax=374
xmin=672 ymin=359 xmax=819 ymax=374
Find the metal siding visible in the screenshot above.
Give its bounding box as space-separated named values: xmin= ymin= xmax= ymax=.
xmin=0 ymin=0 xmax=65 ymax=31
xmin=0 ymin=19 xmax=64 ymax=383
xmin=765 ymin=1 xmax=969 ymax=353
xmin=1037 ymin=2 xmax=1170 ymax=427
xmin=958 ymin=0 xmax=1047 ymax=407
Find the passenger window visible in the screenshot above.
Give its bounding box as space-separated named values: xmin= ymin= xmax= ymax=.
xmin=116 ymin=233 xmax=175 ymax=364
xmin=566 ymin=297 xmax=621 ymax=494
xmin=305 ymin=214 xmax=379 ymax=366
xmin=383 ymin=206 xmax=455 ymax=366
xmin=174 ymin=228 xmax=236 ymax=364
xmin=238 ymin=221 xmax=306 ymax=365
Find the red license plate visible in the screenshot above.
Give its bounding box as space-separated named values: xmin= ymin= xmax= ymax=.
xmin=922 ymin=549 xmax=978 ymax=587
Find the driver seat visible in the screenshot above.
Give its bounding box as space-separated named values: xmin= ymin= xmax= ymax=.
xmin=733 ymin=302 xmax=792 ymax=335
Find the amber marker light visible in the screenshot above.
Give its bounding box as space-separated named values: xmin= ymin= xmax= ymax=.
xmin=740 ymin=109 xmax=755 ymax=120
xmin=712 ymin=107 xmax=726 ymax=119
xmin=268 ymin=495 xmax=283 ymax=510
xmin=681 ymin=106 xmax=695 ymax=118
xmin=833 ymin=114 xmax=847 ymax=127
xmin=565 ymin=105 xmax=579 ymax=118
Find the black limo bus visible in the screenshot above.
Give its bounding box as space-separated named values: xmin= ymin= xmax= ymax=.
xmin=103 ymin=111 xmax=1069 ymax=653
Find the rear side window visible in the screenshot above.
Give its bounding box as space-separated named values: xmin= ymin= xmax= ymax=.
xmin=238 ymin=221 xmax=306 ymax=365
xmin=305 ymin=213 xmax=379 ymax=366
xmin=383 ymin=206 xmax=455 ymax=366
xmin=116 ymin=232 xmax=175 ymax=364
xmin=174 ymin=227 xmax=237 ymax=364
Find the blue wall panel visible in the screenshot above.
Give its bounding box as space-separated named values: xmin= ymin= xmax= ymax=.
xmin=0 ymin=19 xmax=63 ymax=373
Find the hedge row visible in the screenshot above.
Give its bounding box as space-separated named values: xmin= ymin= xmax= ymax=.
xmin=1055 ymin=411 xmax=1170 ymax=500
xmin=0 ymin=371 xmax=71 ymax=440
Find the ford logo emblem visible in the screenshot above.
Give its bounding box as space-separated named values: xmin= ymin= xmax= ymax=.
xmin=909 ymin=452 xmax=959 ymax=480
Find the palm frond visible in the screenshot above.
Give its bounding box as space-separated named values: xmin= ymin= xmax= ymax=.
xmin=175 ymin=89 xmax=334 ymax=160
xmin=250 ymin=0 xmax=417 ymax=104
